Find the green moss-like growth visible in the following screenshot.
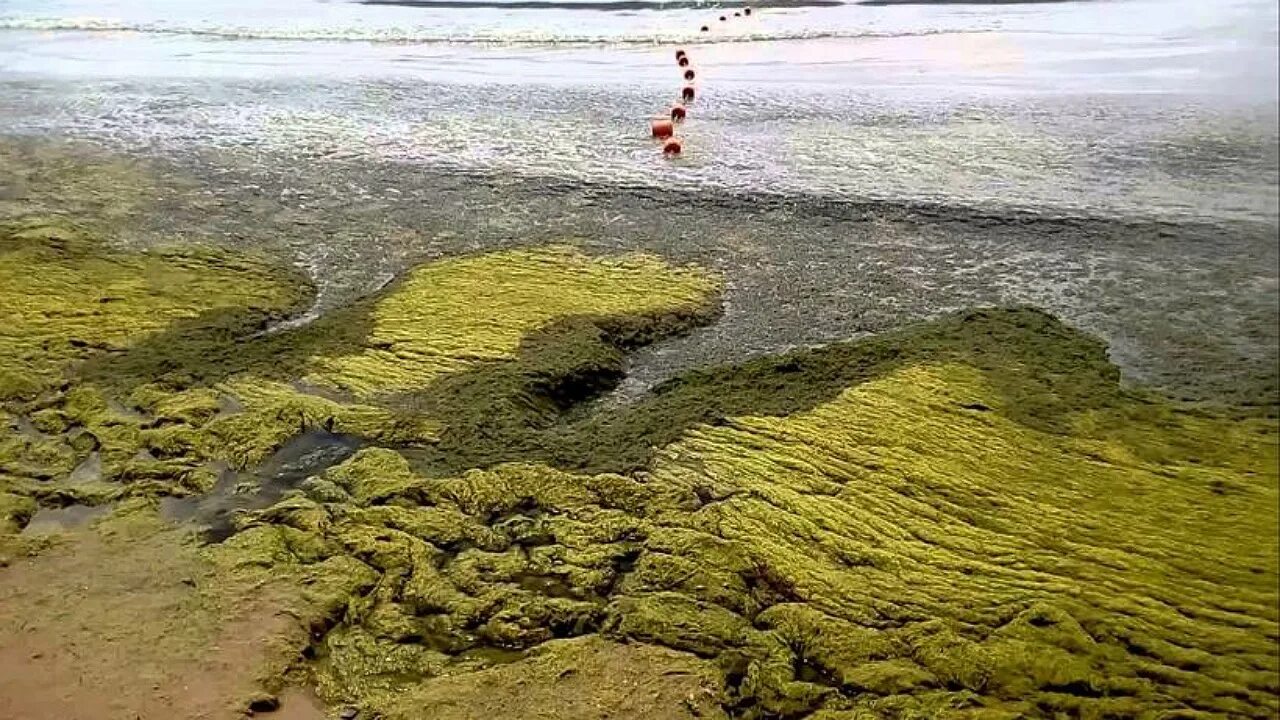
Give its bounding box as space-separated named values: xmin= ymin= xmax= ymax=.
xmin=408 ymin=306 xmax=1136 ymax=475
xmin=0 ymin=491 xmax=38 ymax=535
xmin=302 ymin=246 xmax=720 ymax=398
xmin=219 ymin=308 xmax=1275 ymax=720
xmin=210 ymin=456 xmax=660 ymax=711
xmin=0 ymin=216 xmax=311 ymax=398
xmin=611 ymin=360 xmax=1276 ymax=718
xmin=0 ymin=216 xmax=321 ymax=506
xmin=1 ymin=217 xmax=719 ymax=521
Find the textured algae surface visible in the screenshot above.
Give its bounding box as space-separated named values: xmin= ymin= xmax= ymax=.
xmin=410 ymin=305 xmax=1133 ymax=475
xmin=215 ymin=315 xmax=1277 ymax=718
xmin=1 ymin=198 xmax=1277 ymax=719
xmin=0 ymin=215 xmax=721 ymax=545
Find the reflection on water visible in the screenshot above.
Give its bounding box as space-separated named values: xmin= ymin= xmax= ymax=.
xmin=161 ymin=431 xmax=361 ymax=541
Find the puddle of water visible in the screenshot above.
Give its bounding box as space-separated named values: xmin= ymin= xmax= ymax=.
xmin=21 ymin=503 xmax=112 ymax=536
xmin=67 ymin=451 xmax=103 ymax=484
xmin=162 ymin=431 xmax=362 ymax=541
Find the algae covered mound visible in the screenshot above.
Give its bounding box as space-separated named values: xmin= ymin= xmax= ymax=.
xmin=299 ymin=245 xmax=719 ymax=398
xmin=0 ymin=219 xmax=722 ymax=553
xmin=0 ymin=216 xmax=310 ymax=400
xmin=218 ymin=310 xmax=1277 ymax=719
xmin=0 ymin=216 xmax=314 ymax=536
xmin=414 ymin=305 xmax=1132 ymax=474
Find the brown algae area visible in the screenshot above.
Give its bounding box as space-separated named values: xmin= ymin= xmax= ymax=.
xmin=0 ymin=206 xmax=1277 ymax=719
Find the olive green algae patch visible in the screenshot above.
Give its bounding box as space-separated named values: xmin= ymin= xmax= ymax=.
xmin=0 ymin=216 xmax=324 ymax=516
xmin=413 ymin=306 xmax=1133 ymax=475
xmin=1 ymin=223 xmax=722 ymax=552
xmin=224 ymin=329 xmax=1277 ymax=719
xmin=628 ymin=363 xmax=1277 ymax=717
xmin=3 ymin=198 xmax=1275 ymax=718
xmin=300 ymin=245 xmax=721 ymax=398
xmin=378 ymin=635 xmax=727 ymax=720
xmin=0 ymin=217 xmax=311 ymax=399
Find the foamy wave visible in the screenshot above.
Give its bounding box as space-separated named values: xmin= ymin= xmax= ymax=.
xmin=0 ymin=16 xmax=973 ymax=46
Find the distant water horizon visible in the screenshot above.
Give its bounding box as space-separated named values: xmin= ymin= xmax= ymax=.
xmin=3 ymin=0 xmax=1276 ymax=223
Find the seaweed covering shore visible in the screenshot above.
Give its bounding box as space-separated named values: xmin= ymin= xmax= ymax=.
xmin=0 ymin=168 xmax=1276 ymax=719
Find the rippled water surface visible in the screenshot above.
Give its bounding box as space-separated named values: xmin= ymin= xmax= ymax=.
xmin=3 ymin=0 xmax=1277 ymax=220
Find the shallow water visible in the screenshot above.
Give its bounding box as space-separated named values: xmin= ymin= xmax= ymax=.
xmin=161 ymin=431 xmax=362 ymax=540
xmin=21 ymin=504 xmax=112 ymax=535
xmin=1 ymin=0 xmax=1277 ymax=402
xmin=2 ymin=0 xmax=1277 ymax=222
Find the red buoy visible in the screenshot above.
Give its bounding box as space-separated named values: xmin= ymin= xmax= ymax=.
xmin=719 ymin=15 xmax=727 ymax=21
xmin=678 ymin=56 xmax=690 ymax=67
xmin=684 ymin=69 xmax=696 ymax=81
xmin=744 ymin=6 xmax=752 ymax=15
xmin=651 ymin=118 xmax=675 ymax=139
xmin=734 ymin=11 xmax=741 ymax=16
xmin=681 ymin=85 xmax=696 ymax=102
xmin=700 ymin=25 xmax=709 ymax=32
xmin=670 ymin=104 xmax=687 ymax=122
xmin=675 ymin=49 xmax=687 ymax=61
xmin=662 ymin=138 xmax=682 ymax=155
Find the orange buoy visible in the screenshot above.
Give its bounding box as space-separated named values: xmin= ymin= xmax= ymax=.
xmin=681 ymin=85 xmax=696 ymax=102
xmin=662 ymin=138 xmax=682 ymax=155
xmin=651 ymin=118 xmax=675 ymax=139
xmin=670 ymin=104 xmax=687 ymax=122
xmin=678 ymin=56 xmax=690 ymax=67
xmin=744 ymin=6 xmax=752 ymax=15
xmin=734 ymin=11 xmax=741 ymax=16
xmin=719 ymin=15 xmax=727 ymax=21
xmin=684 ymin=69 xmax=696 ymax=81
xmin=700 ymin=25 xmax=709 ymax=32
xmin=675 ymin=49 xmax=686 ymax=61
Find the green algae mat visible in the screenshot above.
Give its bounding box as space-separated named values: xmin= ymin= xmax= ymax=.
xmin=0 ymin=216 xmax=1276 ymax=720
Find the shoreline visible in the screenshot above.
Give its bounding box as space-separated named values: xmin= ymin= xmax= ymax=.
xmin=5 ymin=136 xmax=1275 ymax=408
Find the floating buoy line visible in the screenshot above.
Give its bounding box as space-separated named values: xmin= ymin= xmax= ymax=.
xmin=652 ymin=6 xmax=754 ymax=157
